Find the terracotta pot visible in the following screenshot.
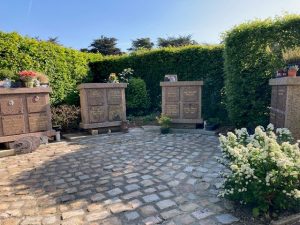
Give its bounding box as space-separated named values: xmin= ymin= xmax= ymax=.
xmin=288 ymin=69 xmax=297 ymax=77
xmin=25 ymin=81 xmax=34 ymax=88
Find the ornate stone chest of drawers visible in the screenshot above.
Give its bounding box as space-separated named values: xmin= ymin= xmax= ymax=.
xmin=269 ymin=77 xmax=300 ymax=140
xmin=78 ymin=83 xmax=127 ymax=129
xmin=0 ymin=87 xmax=55 ymax=144
xmin=160 ymin=81 xmax=204 ymax=127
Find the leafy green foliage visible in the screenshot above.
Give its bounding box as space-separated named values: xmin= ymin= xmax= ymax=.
xmin=51 ymin=105 xmax=81 ymax=132
xmin=157 ymin=35 xmax=197 ymax=47
xmin=128 ymin=38 xmax=154 ymax=51
xmin=126 ymin=77 xmax=150 ymax=116
xmin=282 ymin=47 xmax=300 ymax=64
xmin=47 ymin=36 xmax=60 ymax=45
xmin=156 ymin=114 xmax=171 ymax=128
xmin=0 ymin=68 xmax=18 ymax=80
xmin=223 ymin=15 xmax=300 ymax=128
xmin=90 ymin=45 xmax=227 ymax=122
xmin=88 ymin=35 xmax=121 ymax=55
xmin=0 ymin=31 xmax=102 ymax=105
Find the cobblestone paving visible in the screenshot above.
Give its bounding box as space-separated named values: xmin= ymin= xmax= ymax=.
xmin=0 ymin=128 xmax=241 ymax=225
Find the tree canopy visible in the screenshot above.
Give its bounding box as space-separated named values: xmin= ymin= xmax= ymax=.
xmin=88 ymin=36 xmax=121 ymax=55
xmin=128 ymin=38 xmax=154 ymax=51
xmin=157 ymin=35 xmax=198 ymax=47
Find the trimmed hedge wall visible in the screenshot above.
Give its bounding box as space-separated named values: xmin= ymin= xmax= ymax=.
xmin=90 ymin=45 xmax=227 ymax=121
xmin=0 ymin=32 xmax=102 ymax=105
xmin=224 ymin=15 xmax=300 ymax=128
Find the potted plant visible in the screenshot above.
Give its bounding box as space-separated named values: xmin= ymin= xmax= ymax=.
xmin=156 ymin=114 xmax=171 ymax=134
xmin=36 ymin=72 xmax=50 ymax=87
xmin=108 ymin=73 xmax=119 ymax=83
xmin=0 ymin=69 xmax=20 ymax=87
xmin=205 ymin=117 xmax=220 ymax=131
xmin=18 ymin=70 xmax=37 ymax=88
xmin=288 ymin=65 xmax=299 ymax=77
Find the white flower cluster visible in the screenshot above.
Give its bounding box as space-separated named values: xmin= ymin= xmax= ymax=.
xmin=219 ymin=124 xmax=300 ymax=209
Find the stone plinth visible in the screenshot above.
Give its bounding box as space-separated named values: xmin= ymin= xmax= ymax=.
xmin=0 ymin=87 xmax=55 ymax=143
xmin=78 ymin=83 xmax=127 ymax=129
xmin=160 ymin=81 xmax=203 ymax=126
xmin=269 ymin=77 xmax=300 ymax=140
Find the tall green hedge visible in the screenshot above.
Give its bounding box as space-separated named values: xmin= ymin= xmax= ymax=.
xmin=90 ymin=45 xmax=227 ymax=121
xmin=0 ymin=32 xmax=102 ymax=105
xmin=224 ymin=15 xmax=300 ymax=128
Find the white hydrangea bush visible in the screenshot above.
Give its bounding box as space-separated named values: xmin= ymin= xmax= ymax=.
xmin=219 ymin=124 xmax=300 ymax=215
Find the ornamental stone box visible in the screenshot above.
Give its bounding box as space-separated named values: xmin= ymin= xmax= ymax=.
xmin=78 ymin=83 xmax=127 ymax=131
xmin=269 ymin=77 xmax=300 ymax=140
xmin=160 ymin=81 xmax=204 ymax=127
xmin=0 ymin=87 xmax=55 ymax=154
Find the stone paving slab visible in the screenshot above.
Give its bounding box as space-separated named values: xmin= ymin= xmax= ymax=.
xmin=0 ymin=128 xmax=241 ymax=225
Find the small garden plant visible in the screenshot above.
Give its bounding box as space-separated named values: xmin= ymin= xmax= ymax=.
xmin=156 ymin=114 xmax=171 ymax=134
xmin=219 ymin=124 xmax=300 ymax=218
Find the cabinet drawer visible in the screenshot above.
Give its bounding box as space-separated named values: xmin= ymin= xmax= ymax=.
xmin=27 ymin=94 xmax=47 ymax=113
xmin=0 ymin=96 xmax=23 ymax=115
xmin=1 ymin=115 xmax=25 ymax=135
xmin=28 ymin=113 xmax=49 ymax=132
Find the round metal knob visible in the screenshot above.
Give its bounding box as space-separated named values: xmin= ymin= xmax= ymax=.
xmin=33 ymin=96 xmax=40 ymax=102
xmin=8 ymin=100 xmax=14 ymax=106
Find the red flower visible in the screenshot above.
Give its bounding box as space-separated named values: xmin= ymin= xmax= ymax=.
xmin=18 ymin=70 xmax=37 ymax=77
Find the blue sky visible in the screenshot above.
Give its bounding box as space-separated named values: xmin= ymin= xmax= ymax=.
xmin=1 ymin=0 xmax=300 ymax=51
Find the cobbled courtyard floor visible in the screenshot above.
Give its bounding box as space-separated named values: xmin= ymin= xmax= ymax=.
xmin=0 ymin=128 xmax=243 ymax=225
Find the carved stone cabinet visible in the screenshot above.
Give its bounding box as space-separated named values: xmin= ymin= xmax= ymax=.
xmin=160 ymin=81 xmax=204 ymax=127
xmin=0 ymin=87 xmax=55 ymax=153
xmin=78 ymin=83 xmax=127 ymax=130
xmin=269 ymin=77 xmax=300 ymax=140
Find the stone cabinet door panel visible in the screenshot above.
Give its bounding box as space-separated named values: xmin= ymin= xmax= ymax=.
xmin=165 ymin=87 xmax=180 ymax=102
xmin=108 ymin=105 xmax=123 ymax=121
xmin=270 ymin=86 xmax=277 ymax=109
xmin=107 ymin=89 xmax=122 ymax=105
xmin=0 ymin=96 xmax=24 ymax=115
xmin=87 ymin=89 xmax=105 ymax=106
xmin=28 ymin=113 xmax=49 ymax=133
xmin=182 ymin=86 xmax=199 ymax=102
xmin=1 ymin=115 xmax=25 ymax=135
xmin=183 ymin=103 xmax=199 ymax=119
xmin=276 ymin=112 xmax=285 ymax=128
xmin=270 ymin=109 xmax=276 ymax=125
xmin=165 ymin=104 xmax=180 ymax=119
xmin=277 ymin=86 xmax=287 ymax=112
xmin=27 ymin=94 xmax=47 ymax=113
xmin=89 ymin=106 xmax=107 ymax=123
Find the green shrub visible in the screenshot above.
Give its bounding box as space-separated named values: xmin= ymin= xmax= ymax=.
xmin=156 ymin=114 xmax=171 ymax=128
xmin=223 ymin=15 xmax=300 ymax=128
xmin=126 ymin=77 xmax=150 ymax=115
xmin=51 ymin=105 xmax=81 ymax=132
xmin=90 ymin=45 xmax=227 ymax=122
xmin=0 ymin=69 xmax=18 ymax=80
xmin=219 ymin=125 xmax=300 ymax=216
xmin=0 ymin=31 xmax=102 ymax=105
